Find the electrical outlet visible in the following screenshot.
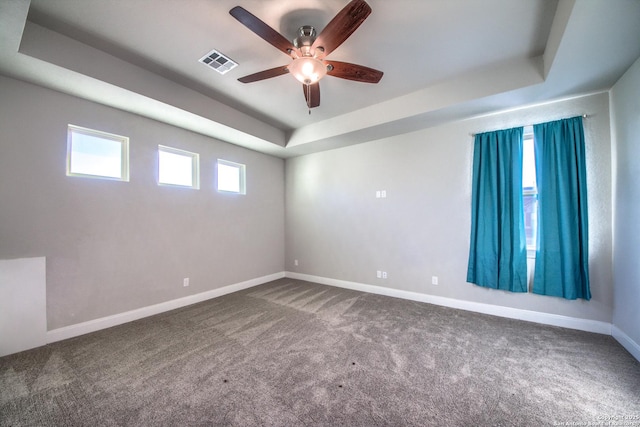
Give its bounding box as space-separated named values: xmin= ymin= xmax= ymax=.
xmin=382 ymin=271 xmax=388 ymax=279
xmin=432 ymin=276 xmax=438 ymax=285
xmin=183 ymin=278 xmax=190 ymax=287
xmin=294 ymin=259 xmax=299 ymax=266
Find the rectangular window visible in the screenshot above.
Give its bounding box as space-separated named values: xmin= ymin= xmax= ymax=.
xmin=158 ymin=145 xmax=199 ymax=189
xmin=522 ymin=127 xmax=537 ymax=252
xmin=67 ymin=125 xmax=129 ymax=181
xmin=217 ymin=159 xmax=246 ymax=194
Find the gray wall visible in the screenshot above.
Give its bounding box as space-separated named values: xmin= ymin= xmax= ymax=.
xmin=0 ymin=76 xmax=285 ymax=330
xmin=0 ymin=71 xmax=624 ymax=335
xmin=286 ymin=92 xmax=613 ymax=323
xmin=611 ymin=57 xmax=640 ymax=345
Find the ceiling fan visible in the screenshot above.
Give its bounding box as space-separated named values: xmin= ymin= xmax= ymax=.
xmin=229 ymin=0 xmax=383 ymax=111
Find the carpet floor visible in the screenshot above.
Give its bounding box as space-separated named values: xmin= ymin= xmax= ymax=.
xmin=1 ymin=278 xmax=639 ymax=426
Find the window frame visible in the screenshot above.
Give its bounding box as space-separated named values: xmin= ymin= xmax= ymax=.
xmin=216 ymin=159 xmax=246 ymax=195
xmin=157 ymin=145 xmax=200 ymax=189
xmin=66 ymin=124 xmax=129 ymax=181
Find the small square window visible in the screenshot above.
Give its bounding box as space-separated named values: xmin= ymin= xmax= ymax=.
xmin=67 ymin=125 xmax=129 ymax=181
xmin=158 ymin=146 xmax=199 ymax=189
xmin=217 ymin=159 xmax=246 ymax=194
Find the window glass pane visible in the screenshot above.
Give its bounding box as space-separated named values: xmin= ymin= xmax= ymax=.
xmin=217 ymin=159 xmax=245 ymax=194
xmin=67 ymin=126 xmax=128 ymax=180
xmin=158 ymin=147 xmax=198 ymax=188
xmin=218 ymin=163 xmax=240 ymax=193
xmin=522 ymin=137 xmax=536 ymax=191
xmin=524 ymin=194 xmax=538 ymax=248
xmin=522 ymin=132 xmax=537 ymax=250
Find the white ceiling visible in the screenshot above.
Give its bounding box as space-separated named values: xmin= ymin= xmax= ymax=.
xmin=1 ymin=0 xmax=640 ymax=158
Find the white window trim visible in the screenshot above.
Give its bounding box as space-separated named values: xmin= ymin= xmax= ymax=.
xmin=66 ymin=124 xmax=129 ymax=181
xmin=158 ymin=145 xmax=200 ymax=189
xmin=217 ymin=159 xmax=246 ymax=195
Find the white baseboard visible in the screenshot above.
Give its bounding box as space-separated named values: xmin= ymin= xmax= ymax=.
xmin=38 ymin=271 xmax=640 ymax=364
xmin=47 ymin=272 xmax=285 ymax=344
xmin=285 ymin=272 xmax=612 ymax=335
xmin=612 ymin=326 xmax=640 ymax=362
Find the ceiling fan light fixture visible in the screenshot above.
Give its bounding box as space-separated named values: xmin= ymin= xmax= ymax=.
xmin=288 ymin=57 xmax=327 ymax=85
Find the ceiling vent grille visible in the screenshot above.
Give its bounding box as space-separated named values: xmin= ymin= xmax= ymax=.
xmin=199 ymin=49 xmax=238 ymax=75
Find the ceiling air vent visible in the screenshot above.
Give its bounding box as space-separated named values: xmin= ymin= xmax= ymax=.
xmin=199 ymin=49 xmax=238 ymax=75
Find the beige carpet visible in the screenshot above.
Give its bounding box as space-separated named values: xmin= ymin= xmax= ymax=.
xmin=1 ymin=278 xmax=639 ymax=426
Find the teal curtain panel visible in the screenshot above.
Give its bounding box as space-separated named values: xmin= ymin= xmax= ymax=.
xmin=467 ymin=127 xmax=527 ymax=292
xmin=533 ymin=117 xmax=591 ymax=300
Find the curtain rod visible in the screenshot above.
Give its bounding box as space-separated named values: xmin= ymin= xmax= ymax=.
xmin=469 ymin=114 xmax=589 ymax=137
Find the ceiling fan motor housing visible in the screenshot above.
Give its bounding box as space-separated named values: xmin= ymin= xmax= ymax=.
xmin=293 ymin=26 xmax=318 ymax=53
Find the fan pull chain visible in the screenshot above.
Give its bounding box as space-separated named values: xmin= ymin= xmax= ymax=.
xmin=306 ymin=84 xmax=311 ymax=115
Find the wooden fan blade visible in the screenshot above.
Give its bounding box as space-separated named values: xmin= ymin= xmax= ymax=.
xmin=326 ymin=61 xmax=383 ymax=83
xmin=312 ymin=0 xmax=371 ymax=58
xmin=302 ymin=83 xmax=320 ymax=108
xmin=230 ymin=6 xmax=297 ymax=56
xmin=238 ymin=66 xmax=289 ymax=83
